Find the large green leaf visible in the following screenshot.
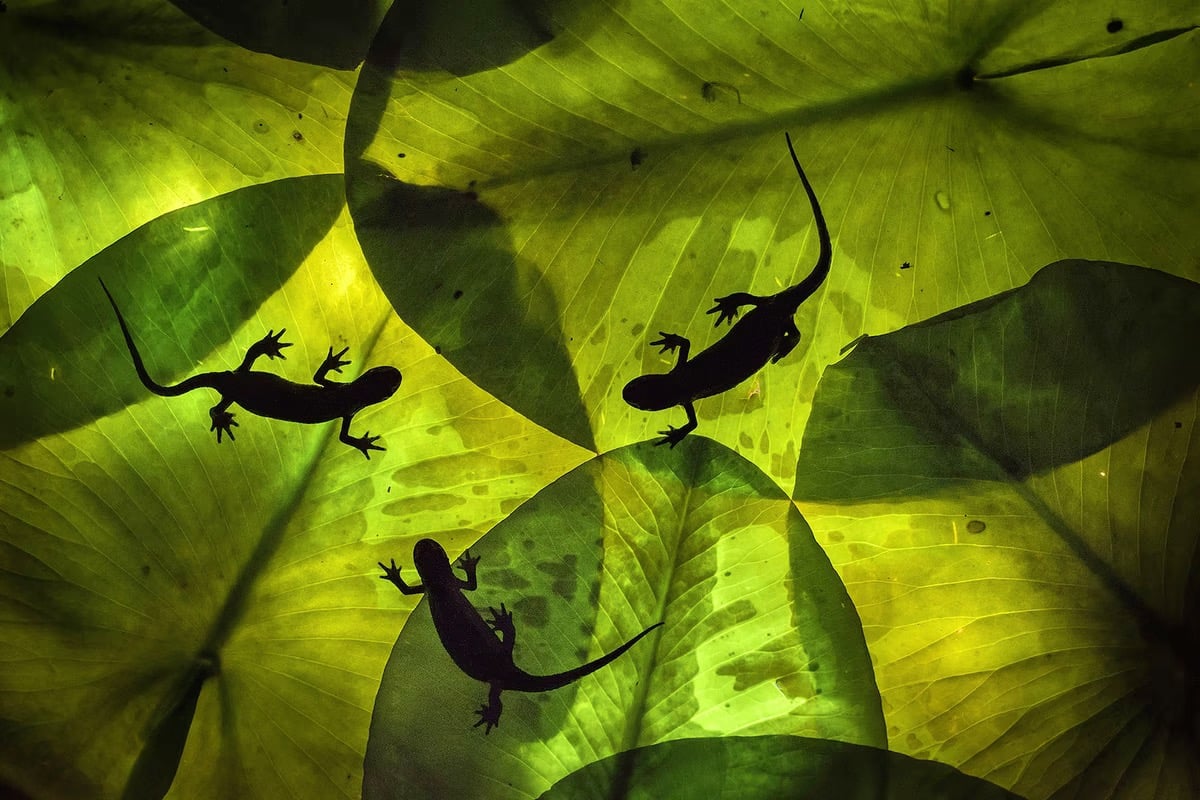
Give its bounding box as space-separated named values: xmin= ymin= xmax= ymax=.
xmin=0 ymin=176 xmax=344 ymax=449
xmin=364 ymin=437 xmax=883 ymax=800
xmin=793 ymin=261 xmax=1200 ymax=798
xmin=169 ymin=0 xmax=391 ymax=69
xmin=0 ymin=193 xmax=588 ymax=798
xmin=345 ymin=0 xmax=1200 ymax=488
xmin=0 ymin=0 xmax=356 ymax=331
xmin=538 ymin=735 xmax=1023 ymax=800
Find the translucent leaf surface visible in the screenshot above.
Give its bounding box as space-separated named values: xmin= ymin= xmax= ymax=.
xmin=345 ymin=0 xmax=1200 ymax=488
xmin=0 ymin=0 xmax=355 ymax=331
xmin=0 ymin=176 xmax=344 ymax=448
xmin=169 ymin=0 xmax=391 ymax=69
xmin=363 ymin=437 xmax=883 ymax=800
xmin=538 ymin=735 xmax=1023 ymax=800
xmin=0 ymin=188 xmax=588 ymax=798
xmin=793 ymin=261 xmax=1200 ymax=798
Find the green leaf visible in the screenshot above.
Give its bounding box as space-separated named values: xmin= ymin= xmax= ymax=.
xmin=345 ymin=1 xmax=1200 ymax=490
xmin=793 ymin=261 xmax=1200 ymax=798
xmin=0 ymin=175 xmax=345 ymax=449
xmin=0 ymin=200 xmax=588 ymax=798
xmin=0 ymin=0 xmax=355 ymax=331
xmin=537 ymin=735 xmax=1024 ymax=800
xmin=169 ymin=0 xmax=391 ymax=69
xmin=363 ymin=437 xmax=883 ymax=800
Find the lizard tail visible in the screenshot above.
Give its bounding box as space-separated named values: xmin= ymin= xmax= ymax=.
xmin=779 ymin=132 xmax=832 ymax=309
xmin=511 ymin=622 xmax=663 ymax=693
xmin=99 ymin=278 xmax=204 ymax=397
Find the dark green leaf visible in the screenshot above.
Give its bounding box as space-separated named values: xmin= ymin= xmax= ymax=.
xmin=537 ymin=735 xmax=1024 ymax=800
xmin=364 ymin=437 xmax=882 ymax=800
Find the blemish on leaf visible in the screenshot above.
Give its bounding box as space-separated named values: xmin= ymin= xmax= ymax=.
xmin=966 ymin=519 xmax=987 ymax=534
xmin=808 ymin=661 xmax=819 ymax=671
xmin=984 ymin=210 xmax=992 ymax=216
xmin=1107 ymin=19 xmax=1123 ymax=33
xmin=514 ymin=595 xmax=549 ymax=628
xmin=826 ymin=530 xmax=844 ymax=543
xmin=1175 ymin=421 xmax=1182 ymax=429
xmin=253 ymin=119 xmax=270 ymax=134
xmin=292 ymin=130 xmax=303 ymax=142
xmin=522 ymin=538 xmax=535 ymax=550
xmin=935 ymin=191 xmax=951 ymax=211
xmin=536 ymin=554 xmax=578 ymax=599
xmin=397 ymin=152 xmax=406 ymax=158
xmin=630 ymin=322 xmax=645 ymax=337
xmin=140 ymin=565 xmax=150 ymax=577
xmin=630 ymin=147 xmax=646 ymax=169
xmin=900 ymin=261 xmax=912 ymax=270
xmin=453 ymin=289 xmax=464 ymax=300
xmin=739 ymin=432 xmax=753 ymax=449
xmin=471 ymin=484 xmax=489 ymax=496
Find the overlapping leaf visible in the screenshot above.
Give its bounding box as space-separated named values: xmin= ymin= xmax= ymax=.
xmin=793 ymin=261 xmax=1200 ymax=798
xmin=538 ymin=735 xmax=1023 ymax=800
xmin=345 ymin=0 xmax=1200 ymax=490
xmin=0 ymin=185 xmax=588 ymax=798
xmin=0 ymin=0 xmax=356 ymax=331
xmin=364 ymin=437 xmax=882 ymax=800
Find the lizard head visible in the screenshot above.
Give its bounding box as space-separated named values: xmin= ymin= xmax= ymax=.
xmin=413 ymin=538 xmax=453 ymax=579
xmin=354 ymin=365 xmax=403 ymax=401
xmin=622 ymin=374 xmax=676 ymax=411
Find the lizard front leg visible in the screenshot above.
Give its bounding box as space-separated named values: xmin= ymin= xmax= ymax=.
xmin=706 ymin=292 xmax=766 ymax=326
xmin=456 ymin=549 xmax=480 ymax=591
xmin=650 ymin=331 xmax=690 ymax=368
xmin=339 ymin=415 xmax=385 ymax=459
xmin=378 ymin=558 xmax=425 ymax=595
xmin=314 ymin=346 xmax=351 ymax=387
xmin=656 ymin=400 xmax=697 ymax=448
xmin=209 ymin=397 xmax=238 ymax=443
xmin=236 ymin=329 xmax=292 ymax=372
xmin=474 ymin=683 xmax=504 ymax=734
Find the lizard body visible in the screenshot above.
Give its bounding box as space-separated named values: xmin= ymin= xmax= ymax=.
xmin=380 ymin=538 xmax=662 ymax=733
xmin=101 ymin=279 xmax=401 ymax=458
xmin=623 ymin=132 xmax=831 ymax=446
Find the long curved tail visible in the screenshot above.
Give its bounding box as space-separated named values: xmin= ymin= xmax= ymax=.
xmin=780 ymin=132 xmax=832 ymax=309
xmin=512 ymin=622 xmax=663 ymax=693
xmin=99 ymin=278 xmax=203 ymax=397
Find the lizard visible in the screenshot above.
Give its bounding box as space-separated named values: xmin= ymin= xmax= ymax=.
xmin=622 ymin=132 xmax=832 ymax=447
xmin=100 ymin=279 xmax=402 ymax=459
xmin=379 ymin=538 xmax=663 ymax=734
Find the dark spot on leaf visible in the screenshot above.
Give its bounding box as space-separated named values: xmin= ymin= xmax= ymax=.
xmin=630 ymin=147 xmax=646 ymax=169
xmin=631 ymin=322 xmax=645 ymax=336
xmin=827 ymin=530 xmax=844 ymax=543
xmin=522 ymin=538 xmax=535 ymax=550
xmin=292 ymin=131 xmax=303 ymax=141
xmin=1107 ymin=19 xmax=1123 ymax=33
xmin=954 ymin=67 xmax=976 ymax=91
xmin=297 ymin=113 xmax=303 ymax=119
xmin=386 ymin=486 xmax=391 ymax=493
xmin=140 ymin=565 xmax=150 ymax=577
xmin=434 ymin=345 xmax=442 ymax=354
xmin=253 ymin=120 xmax=269 ymax=134
xmin=724 ymin=570 xmax=731 ymax=577
xmin=514 ymin=595 xmax=549 ymax=627
xmin=453 ymin=289 xmax=464 ymax=300
xmin=984 ymin=210 xmax=992 ymax=216
xmin=808 ymin=661 xmax=819 ymax=671
xmin=397 ymin=152 xmax=406 ymax=158
xmin=966 ymin=519 xmax=987 ymax=534
xmin=901 ymin=261 xmax=912 ymax=270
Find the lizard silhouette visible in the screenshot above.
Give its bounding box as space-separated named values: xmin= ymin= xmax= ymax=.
xmin=623 ymin=132 xmax=831 ymax=446
xmin=380 ymin=538 xmax=662 ymax=734
xmin=100 ymin=279 xmax=401 ymax=458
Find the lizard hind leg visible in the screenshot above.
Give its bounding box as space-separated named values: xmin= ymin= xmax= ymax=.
xmin=487 ymin=603 xmax=516 ymax=654
xmin=473 ymin=684 xmax=504 ymax=734
xmin=209 ymin=399 xmax=238 ymax=443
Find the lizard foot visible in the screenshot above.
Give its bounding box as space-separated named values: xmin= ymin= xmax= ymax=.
xmin=706 ymin=295 xmax=744 ymax=326
xmin=377 ymin=558 xmax=403 ymax=584
xmin=210 ymin=409 xmax=238 ymax=443
xmin=473 ymin=702 xmax=502 ymax=735
xmin=456 ymin=548 xmax=481 ymax=574
xmin=649 ymin=332 xmax=688 ymax=354
xmin=320 ymin=346 xmax=352 ymax=375
xmin=654 ymin=425 xmax=691 ymax=448
xmin=259 ymin=328 xmax=293 ymax=360
xmin=487 ymin=603 xmax=514 ymax=636
xmin=346 ymin=432 xmax=385 ymax=459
